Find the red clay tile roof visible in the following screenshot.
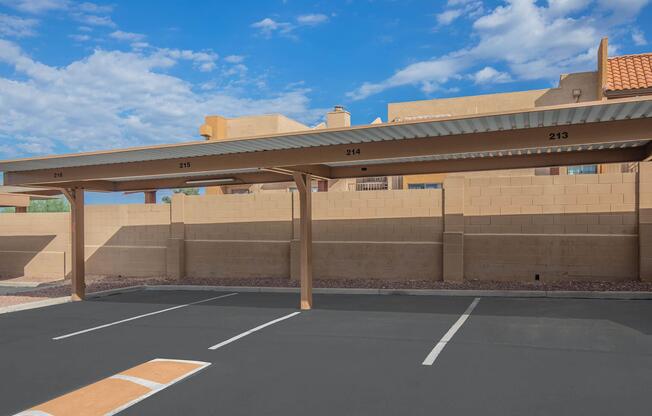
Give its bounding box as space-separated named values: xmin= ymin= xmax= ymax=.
xmin=606 ymin=53 xmax=652 ymax=92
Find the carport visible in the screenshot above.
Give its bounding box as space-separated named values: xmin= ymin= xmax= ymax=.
xmin=1 ymin=96 xmax=651 ymax=309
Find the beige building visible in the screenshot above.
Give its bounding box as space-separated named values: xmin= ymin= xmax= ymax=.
xmin=198 ymin=37 xmax=652 ymax=194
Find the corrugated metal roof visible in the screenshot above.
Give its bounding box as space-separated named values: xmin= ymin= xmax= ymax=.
xmin=1 ymin=98 xmax=651 ymax=173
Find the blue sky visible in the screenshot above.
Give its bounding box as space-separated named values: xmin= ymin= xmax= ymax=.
xmin=0 ymin=0 xmax=651 ymax=204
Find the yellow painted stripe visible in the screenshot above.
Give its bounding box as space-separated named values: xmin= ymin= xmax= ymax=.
xmin=15 ymin=359 xmax=210 ymax=416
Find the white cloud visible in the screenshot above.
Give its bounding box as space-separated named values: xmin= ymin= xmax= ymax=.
xmin=0 ymin=0 xmax=115 ymax=27
xmin=0 ymin=0 xmax=69 ymax=14
xmin=251 ymin=18 xmax=293 ymax=37
xmin=436 ymin=9 xmax=463 ymax=25
xmin=0 ymin=13 xmax=38 ymax=37
xmin=251 ymin=13 xmax=330 ymax=38
xmin=160 ymin=48 xmax=219 ymax=72
xmin=296 ymin=13 xmax=328 ymax=25
xmin=0 ymin=39 xmax=324 ymax=157
xmin=632 ymin=28 xmax=647 ymax=46
xmin=68 ymin=33 xmax=90 ymax=42
xmin=349 ymin=0 xmax=651 ymax=100
xmin=73 ymin=13 xmax=114 ymax=27
xmin=224 ymin=54 xmax=245 ymax=64
xmin=436 ymin=0 xmax=483 ymax=25
xmin=109 ymin=30 xmax=146 ymax=42
xmin=472 ymin=66 xmax=512 ymax=84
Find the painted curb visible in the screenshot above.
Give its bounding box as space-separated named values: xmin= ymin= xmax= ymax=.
xmin=0 ymin=296 xmax=71 ymax=315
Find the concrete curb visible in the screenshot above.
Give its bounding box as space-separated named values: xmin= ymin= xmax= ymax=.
xmin=143 ymin=285 xmax=652 ymax=300
xmin=86 ymin=285 xmax=146 ymax=299
xmin=0 ymin=296 xmax=71 ymax=315
xmin=0 ymin=286 xmax=147 ymax=315
xmin=2 ymin=285 xmax=648 ymax=315
xmin=0 ymin=280 xmax=66 ymax=288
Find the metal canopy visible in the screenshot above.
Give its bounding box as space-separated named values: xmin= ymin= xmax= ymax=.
xmin=1 ymin=96 xmax=652 ymax=191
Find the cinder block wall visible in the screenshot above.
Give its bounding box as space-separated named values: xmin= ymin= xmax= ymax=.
xmin=1 ymin=164 xmax=650 ymax=283
xmin=290 ymin=190 xmax=443 ymax=281
xmin=182 ymin=193 xmax=293 ymax=279
xmin=85 ymin=204 xmax=170 ymax=277
xmin=0 ymin=213 xmax=69 ymax=280
xmin=462 ymin=173 xmax=638 ymax=281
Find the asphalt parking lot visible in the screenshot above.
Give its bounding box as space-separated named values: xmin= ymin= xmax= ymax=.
xmin=1 ymin=289 xmax=651 ymax=415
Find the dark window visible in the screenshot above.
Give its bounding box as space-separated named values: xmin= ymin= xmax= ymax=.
xmin=408 ymin=183 xmax=442 ymax=190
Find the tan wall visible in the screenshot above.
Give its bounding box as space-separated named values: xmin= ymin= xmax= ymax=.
xmin=388 ymin=72 xmax=599 ymax=122
xmin=84 ymin=204 xmax=170 ymax=277
xmin=0 ymin=213 xmax=69 ymax=280
xmin=290 ymin=190 xmax=443 ymax=281
xmin=183 ymin=193 xmax=292 ymax=278
xmin=184 ymin=190 xmax=443 ymax=280
xmin=0 ymin=168 xmax=646 ymax=283
xmin=226 ymin=114 xmax=309 ymax=139
xmin=462 ymin=173 xmax=638 ymax=281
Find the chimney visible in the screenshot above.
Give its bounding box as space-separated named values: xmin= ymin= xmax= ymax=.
xmin=199 ymin=115 xmax=228 ymax=140
xmin=326 ymin=105 xmax=351 ymax=129
xmin=597 ymin=37 xmax=608 ymax=100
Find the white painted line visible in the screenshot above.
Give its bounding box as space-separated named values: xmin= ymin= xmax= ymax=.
xmin=52 ymin=293 xmax=238 ymax=340
xmin=422 ymin=297 xmax=481 ymax=366
xmin=208 ymin=311 xmax=301 ymax=350
xmin=109 ymin=374 xmax=163 ymax=390
xmin=106 ymin=358 xmax=211 ymax=416
xmin=14 ymin=411 xmax=54 ymax=416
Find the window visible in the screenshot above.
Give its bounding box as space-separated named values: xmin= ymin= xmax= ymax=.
xmin=535 ymin=167 xmax=561 ymax=175
xmin=567 ymin=165 xmax=598 ymax=175
xmin=408 ymin=183 xmax=442 ymax=190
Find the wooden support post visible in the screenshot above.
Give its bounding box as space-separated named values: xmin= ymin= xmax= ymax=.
xmin=293 ymin=172 xmax=313 ymax=310
xmin=63 ymin=188 xmax=86 ymax=301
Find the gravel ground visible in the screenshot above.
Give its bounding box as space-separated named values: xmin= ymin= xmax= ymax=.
xmin=2 ymin=276 xmax=652 ymax=309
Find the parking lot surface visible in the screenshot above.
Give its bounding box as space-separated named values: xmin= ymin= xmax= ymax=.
xmin=1 ymin=289 xmax=650 ymax=415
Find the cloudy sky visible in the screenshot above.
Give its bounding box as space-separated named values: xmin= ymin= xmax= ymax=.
xmin=0 ymin=0 xmax=650 ymax=202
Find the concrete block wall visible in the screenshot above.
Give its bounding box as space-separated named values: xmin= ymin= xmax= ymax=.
xmin=84 ymin=204 xmax=170 ymax=278
xmin=182 ymin=193 xmax=292 ymax=279
xmin=1 ymin=165 xmax=649 ymax=283
xmin=0 ymin=213 xmax=69 ymax=280
xmin=290 ymin=190 xmax=443 ymax=281
xmin=462 ymin=172 xmax=639 ymax=282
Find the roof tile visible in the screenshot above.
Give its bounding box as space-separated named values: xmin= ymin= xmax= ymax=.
xmin=606 ymin=53 xmax=652 ymax=92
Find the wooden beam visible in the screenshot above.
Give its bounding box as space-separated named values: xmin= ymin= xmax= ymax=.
xmin=63 ymin=188 xmax=85 ymax=301
xmin=293 ymin=172 xmax=313 ymax=310
xmin=4 ymin=118 xmax=651 ymax=187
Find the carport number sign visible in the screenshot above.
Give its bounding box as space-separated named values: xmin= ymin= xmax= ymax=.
xmin=346 ymin=148 xmax=361 ymax=156
xmin=549 ymin=131 xmax=569 ymax=140
xmin=53 ymin=172 xmax=63 ymax=178
xmin=179 ymin=161 xmax=192 ymax=169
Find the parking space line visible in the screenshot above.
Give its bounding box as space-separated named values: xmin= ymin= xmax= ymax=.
xmin=208 ymin=311 xmax=301 ymax=350
xmin=52 ymin=293 xmax=238 ymax=340
xmin=422 ymin=297 xmax=481 ymax=366
xmin=14 ymin=358 xmax=210 ymax=416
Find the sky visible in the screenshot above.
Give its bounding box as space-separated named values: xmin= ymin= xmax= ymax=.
xmin=0 ymin=0 xmax=651 ymax=204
